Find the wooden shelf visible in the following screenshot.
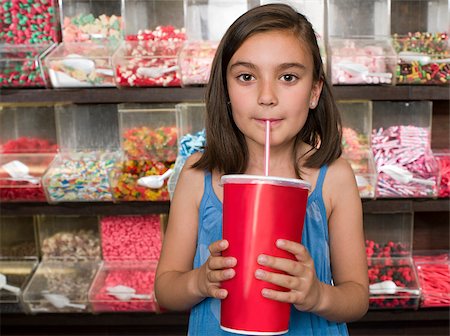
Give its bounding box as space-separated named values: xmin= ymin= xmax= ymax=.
xmin=1 ymin=85 xmax=449 ymax=104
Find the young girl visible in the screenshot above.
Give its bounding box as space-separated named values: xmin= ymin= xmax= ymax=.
xmin=155 ymin=3 xmax=369 ymax=335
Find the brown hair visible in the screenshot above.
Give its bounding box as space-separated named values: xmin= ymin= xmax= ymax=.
xmin=193 ymin=3 xmax=342 ymax=177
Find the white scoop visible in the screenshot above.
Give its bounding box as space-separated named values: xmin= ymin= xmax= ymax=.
xmin=369 ymin=280 xmax=420 ymax=295
xmin=137 ymin=169 xmax=174 ymax=189
xmin=2 ymin=160 xmax=39 ymax=184
xmin=0 ymin=273 xmax=21 ymax=294
xmin=106 ymin=285 xmax=152 ymax=301
xmin=337 ymin=62 xmax=393 ymax=78
xmin=380 ymin=164 xmax=435 ymax=186
xmin=398 ymin=52 xmax=450 ymax=65
xmin=62 ymin=54 xmax=95 ymax=73
xmin=137 ymin=65 xmax=178 ymax=78
xmin=42 ymin=292 xmax=86 ymax=310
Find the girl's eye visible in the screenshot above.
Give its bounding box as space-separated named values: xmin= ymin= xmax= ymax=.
xmin=281 ymin=74 xmax=298 ymax=82
xmin=237 ymin=74 xmax=254 ymax=82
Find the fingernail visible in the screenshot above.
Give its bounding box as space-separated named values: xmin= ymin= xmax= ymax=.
xmin=257 ymin=254 xmax=267 ymax=265
xmin=227 ymin=257 xmax=236 ymax=266
xmin=224 ymin=269 xmax=234 ymax=278
xmin=220 ymin=240 xmax=227 ymax=248
xmin=255 ymin=269 xmax=265 ymax=279
xmin=261 ymin=289 xmax=270 ymax=297
xmin=276 ymin=239 xmax=285 ymax=247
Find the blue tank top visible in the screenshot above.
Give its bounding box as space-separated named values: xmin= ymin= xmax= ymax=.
xmin=188 ymin=166 xmax=349 ymax=335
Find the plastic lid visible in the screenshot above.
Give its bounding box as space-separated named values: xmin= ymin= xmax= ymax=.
xmin=221 ymin=174 xmax=311 ymax=190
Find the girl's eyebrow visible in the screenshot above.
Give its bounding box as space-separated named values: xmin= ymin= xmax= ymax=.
xmin=229 ymin=61 xmax=257 ymax=70
xmin=229 ymin=61 xmax=306 ymax=71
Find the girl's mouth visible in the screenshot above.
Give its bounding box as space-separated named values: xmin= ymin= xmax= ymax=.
xmin=256 ymin=118 xmax=282 ymax=127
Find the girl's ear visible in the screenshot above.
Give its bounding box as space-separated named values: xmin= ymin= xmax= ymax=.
xmin=309 ymin=80 xmax=323 ymax=108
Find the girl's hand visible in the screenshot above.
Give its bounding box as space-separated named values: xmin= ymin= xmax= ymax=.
xmin=197 ymin=239 xmax=237 ymax=300
xmin=254 ymin=239 xmax=323 ymax=312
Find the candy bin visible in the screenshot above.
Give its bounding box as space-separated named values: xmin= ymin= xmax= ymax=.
xmin=0 ymin=104 xmax=58 ymax=153
xmin=178 ymin=40 xmax=218 ymax=86
xmin=327 ymin=0 xmax=390 ymax=38
xmin=0 ymin=216 xmax=38 ymax=258
xmin=0 ymin=0 xmax=60 ymax=44
xmin=0 ymin=153 xmax=55 ymax=202
xmin=0 ymin=44 xmax=55 ymax=88
xmin=59 ymin=0 xmax=123 ymax=43
xmin=413 ymin=250 xmax=450 ymax=308
xmin=435 ymin=150 xmax=450 ymax=198
xmin=88 ymin=214 xmax=163 ymax=312
xmin=338 ymin=100 xmax=376 ymax=198
xmin=22 ymin=259 xmax=99 ymax=313
xmin=110 ymin=104 xmax=177 ymax=202
xmin=184 ymin=0 xmax=256 ymax=42
xmin=44 ymin=42 xmax=118 ymax=88
xmin=42 ymin=103 xmax=120 ymax=202
xmin=372 ymin=101 xmax=439 ymax=198
xmin=122 ymin=0 xmax=184 ymax=41
xmin=391 ymin=0 xmax=449 ymax=84
xmin=329 ymin=38 xmax=396 ymax=85
xmin=113 ymin=40 xmax=183 ymax=87
xmin=168 ymin=103 xmax=206 ymax=199
xmin=0 ymin=257 xmax=38 ymax=313
xmin=89 ymin=260 xmax=159 ymax=313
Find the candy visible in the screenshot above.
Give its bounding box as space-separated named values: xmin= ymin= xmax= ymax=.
xmin=179 ymin=40 xmax=218 ymax=86
xmin=1 ymin=137 xmax=58 ymax=153
xmin=436 ymin=152 xmax=450 ymax=198
xmin=62 ymin=14 xmax=123 ymax=43
xmin=41 ymin=230 xmax=101 ymax=261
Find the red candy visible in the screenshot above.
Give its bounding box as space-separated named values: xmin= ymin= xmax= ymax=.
xmin=1 ymin=137 xmax=58 ymax=153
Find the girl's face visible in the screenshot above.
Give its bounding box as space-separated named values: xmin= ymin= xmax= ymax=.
xmin=226 ymin=30 xmax=322 ymax=150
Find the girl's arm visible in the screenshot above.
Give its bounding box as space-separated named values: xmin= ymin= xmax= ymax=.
xmin=154 ymin=155 xmax=236 ymax=311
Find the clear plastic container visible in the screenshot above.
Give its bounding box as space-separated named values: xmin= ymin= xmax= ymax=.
xmin=0 ymin=216 xmax=38 ymax=258
xmin=122 ymin=0 xmax=185 ymax=40
xmin=0 ymin=44 xmax=55 ymax=88
xmin=88 ymin=260 xmax=159 ymax=313
xmin=178 ymin=40 xmax=218 ymax=86
xmin=113 ymin=40 xmax=183 ymax=87
xmin=0 ymin=0 xmax=60 ymax=44
xmin=0 ymin=257 xmax=38 ymax=313
xmin=22 ymin=259 xmax=100 ymax=313
xmin=0 ymin=104 xmax=58 ymax=153
xmin=368 ymin=257 xmax=420 ymax=310
xmin=339 ymin=100 xmax=373 ymax=152
xmin=0 ymin=153 xmax=56 ymax=202
xmin=44 ymin=42 xmax=118 ymax=88
xmin=184 ymin=0 xmax=255 ymax=41
xmin=344 ymin=151 xmax=377 ymax=199
xmin=327 ymin=0 xmax=391 ymax=38
xmin=36 ymin=215 xmax=101 ymax=260
xmin=364 ymin=212 xmax=414 ymax=258
xmin=372 ymin=101 xmax=439 ymax=198
xmin=329 ymin=38 xmax=396 ymax=85
xmin=59 ymin=0 xmax=123 ymax=43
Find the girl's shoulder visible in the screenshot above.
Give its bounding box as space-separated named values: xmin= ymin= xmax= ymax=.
xmin=173 ymin=152 xmax=206 ymax=208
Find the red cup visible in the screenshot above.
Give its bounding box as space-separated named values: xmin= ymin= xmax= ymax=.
xmin=220 ymin=175 xmax=310 ymax=335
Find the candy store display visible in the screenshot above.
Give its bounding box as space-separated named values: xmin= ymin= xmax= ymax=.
xmin=0 ymin=216 xmax=38 ymax=258
xmin=372 ymin=101 xmax=439 ymax=198
xmin=0 ymin=153 xmax=55 ymax=202
xmin=59 ymin=0 xmax=123 ymax=43
xmin=100 ymin=215 xmax=162 ymax=261
xmin=368 ymin=257 xmax=420 ymax=309
xmin=329 ymin=38 xmax=396 ymax=85
xmin=413 ymin=250 xmax=450 ymax=308
xmin=0 ymin=104 xmax=58 ymax=153
xmin=327 ymin=0 xmax=390 ymax=38
xmin=88 ymin=260 xmax=158 ymax=313
xmin=178 ymin=40 xmax=218 ymax=86
xmin=435 ymin=150 xmax=450 ymax=198
xmin=22 ymin=259 xmax=99 ymax=313
xmin=393 ymin=32 xmax=450 ymax=84
xmin=0 ymin=0 xmax=59 ymax=44
xmin=44 ymin=42 xmax=117 ymax=88
xmin=0 ymin=257 xmax=38 ymax=313
xmin=0 ymin=44 xmax=55 ymax=88
xmin=42 ymin=151 xmax=118 ymax=202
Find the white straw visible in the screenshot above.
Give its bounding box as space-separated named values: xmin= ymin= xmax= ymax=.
xmin=265 ymin=120 xmax=270 ymax=176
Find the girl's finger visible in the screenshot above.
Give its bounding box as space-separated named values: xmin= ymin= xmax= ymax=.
xmin=276 ymin=240 xmax=310 ymax=262
xmin=260 ymin=287 xmax=301 ymax=304
xmin=207 ymin=268 xmax=236 ymax=283
xmin=255 ymin=268 xmax=300 ymax=290
xmin=209 ymin=239 xmax=229 ymax=256
xmin=257 ymin=254 xmax=303 ymax=276
xmin=209 ymin=286 xmax=228 ymax=300
xmin=209 ymin=256 xmax=237 ymax=270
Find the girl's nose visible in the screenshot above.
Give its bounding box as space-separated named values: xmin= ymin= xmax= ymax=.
xmin=257 ymin=80 xmax=278 ymax=106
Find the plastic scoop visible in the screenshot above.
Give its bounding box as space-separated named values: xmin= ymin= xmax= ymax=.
xmin=2 ymin=160 xmax=39 ymax=184
xmin=106 ymin=285 xmax=152 ymax=301
xmin=137 ymin=65 xmax=179 ymax=78
xmin=137 ymin=168 xmax=174 ymax=189
xmin=369 ymin=280 xmax=420 ymax=295
xmin=337 ymin=62 xmax=393 ymax=79
xmin=0 ymin=273 xmax=21 ymax=294
xmin=42 ymin=292 xmax=86 ymax=310
xmin=398 ymin=52 xmax=450 ymax=65
xmin=62 ymin=54 xmax=95 ymax=73
xmin=379 ymin=164 xmax=435 ymax=186
xmin=264 ymin=120 xmax=270 ymax=176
